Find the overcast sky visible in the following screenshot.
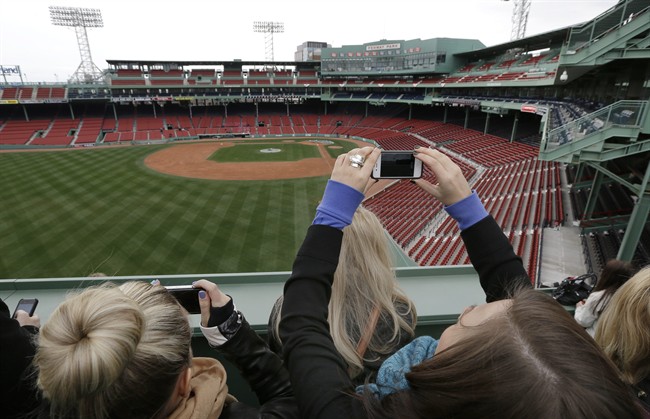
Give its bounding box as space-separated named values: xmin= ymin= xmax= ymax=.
xmin=0 ymin=0 xmax=618 ymax=82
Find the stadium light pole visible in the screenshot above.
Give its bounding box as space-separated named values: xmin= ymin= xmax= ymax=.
xmin=253 ymin=21 xmax=285 ymax=62
xmin=502 ymin=0 xmax=531 ymax=40
xmin=49 ymin=6 xmax=104 ymax=83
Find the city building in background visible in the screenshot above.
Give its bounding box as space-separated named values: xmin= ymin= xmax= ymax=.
xmin=294 ymin=41 xmax=330 ymax=62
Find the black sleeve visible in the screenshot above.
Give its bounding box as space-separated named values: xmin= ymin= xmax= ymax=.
xmin=279 ymin=225 xmax=367 ymax=419
xmin=217 ymin=314 xmax=299 ymax=418
xmin=460 ymin=215 xmax=532 ymax=302
xmin=0 ymin=299 xmax=41 ymax=417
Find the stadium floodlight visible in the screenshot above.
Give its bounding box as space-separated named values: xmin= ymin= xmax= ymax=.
xmin=502 ymin=0 xmax=531 ymax=40
xmin=49 ymin=5 xmax=104 ymax=83
xmin=253 ymin=21 xmax=285 ymax=62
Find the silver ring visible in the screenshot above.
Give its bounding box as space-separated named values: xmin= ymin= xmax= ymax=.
xmin=349 ymin=154 xmax=365 ymax=168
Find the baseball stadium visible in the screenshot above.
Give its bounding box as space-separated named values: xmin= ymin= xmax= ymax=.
xmin=1 ymin=0 xmax=649 ymax=406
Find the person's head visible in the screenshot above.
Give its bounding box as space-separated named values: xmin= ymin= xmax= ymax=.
xmin=596 ymin=267 xmax=650 ymax=386
xmin=365 ymin=288 xmax=642 ymax=418
xmin=591 ymin=259 xmax=636 ymax=314
xmin=271 ymin=206 xmax=416 ymax=378
xmin=595 ymin=259 xmax=636 ymax=292
xmin=36 ymin=282 xmax=192 ymax=419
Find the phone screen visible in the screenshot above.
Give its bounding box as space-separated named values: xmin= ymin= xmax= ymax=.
xmin=165 ymin=286 xmax=201 ymax=314
xmin=374 ymin=151 xmax=422 ymax=178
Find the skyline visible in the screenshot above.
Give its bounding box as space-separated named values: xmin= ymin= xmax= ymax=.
xmin=0 ymin=0 xmax=619 ymax=82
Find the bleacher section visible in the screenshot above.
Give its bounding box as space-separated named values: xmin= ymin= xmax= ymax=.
xmin=30 ymin=119 xmax=79 ymax=145
xmin=566 ymin=163 xmax=650 ymax=274
xmin=0 ymin=120 xmax=51 ymax=145
xmin=0 ymin=102 xmax=631 ymax=280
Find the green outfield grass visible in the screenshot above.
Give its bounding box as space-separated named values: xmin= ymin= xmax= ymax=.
xmin=0 ymin=139 xmax=359 ymax=279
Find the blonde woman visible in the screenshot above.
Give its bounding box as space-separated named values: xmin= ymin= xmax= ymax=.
xmin=269 ymin=206 xmax=417 ymax=382
xmin=595 ymin=267 xmax=650 ymax=413
xmin=35 ymin=280 xmax=298 ymax=419
xmin=279 ymin=146 xmax=643 ymax=418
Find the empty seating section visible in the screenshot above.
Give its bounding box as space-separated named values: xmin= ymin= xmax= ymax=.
xmin=31 ymin=119 xmax=79 ymax=145
xmin=136 ymin=117 xmax=164 ymax=131
xmin=0 ymin=120 xmax=51 ymax=144
xmin=296 ymin=70 xmax=318 ymax=84
xmin=116 ymin=117 xmax=135 ymax=135
xmin=401 ymin=155 xmax=560 ymax=282
xmin=150 ymin=79 xmax=184 ymax=85
xmin=111 ymin=79 xmax=146 ymax=85
xmin=436 ymin=48 xmax=561 ymax=85
xmin=0 ymin=87 xmax=67 ymax=100
xmin=19 ymin=88 xmax=34 ymax=99
xmin=149 ymin=70 xmax=183 ymax=78
xmin=1 ymin=109 xmax=564 ymax=278
xmin=191 ymin=69 xmax=215 ymax=76
xmin=112 ymin=69 xmax=145 ymax=86
xmin=75 ymin=118 xmax=103 ymax=144
xmin=51 ymin=88 xmax=66 ymax=98
xmin=345 ymin=120 xmax=561 ymax=280
xmin=497 ymin=58 xmax=519 ymax=68
xmin=1 ymin=87 xmax=19 ymax=99
xmin=36 ymin=88 xmax=51 ymax=99
xmin=116 ymin=69 xmax=143 ymax=77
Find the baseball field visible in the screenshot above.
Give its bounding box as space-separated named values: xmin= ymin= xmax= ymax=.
xmin=0 ymin=138 xmax=362 ymax=279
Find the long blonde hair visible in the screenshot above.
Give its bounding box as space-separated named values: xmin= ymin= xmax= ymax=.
xmin=273 ymin=206 xmax=416 ymax=378
xmin=595 ymin=266 xmax=650 ymax=386
xmin=36 ymin=282 xmax=192 ymax=419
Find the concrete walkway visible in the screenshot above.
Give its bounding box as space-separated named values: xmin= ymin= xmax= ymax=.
xmin=539 ymin=225 xmax=585 ymax=287
xmin=538 ymin=164 xmax=586 ymax=287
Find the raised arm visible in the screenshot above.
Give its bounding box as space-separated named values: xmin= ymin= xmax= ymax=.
xmin=413 ymin=147 xmax=531 ymax=302
xmin=280 ymin=147 xmax=379 ymax=419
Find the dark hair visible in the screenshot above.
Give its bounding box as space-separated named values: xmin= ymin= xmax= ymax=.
xmin=592 ymin=259 xmax=636 ymax=315
xmin=363 ymin=288 xmax=642 ymax=418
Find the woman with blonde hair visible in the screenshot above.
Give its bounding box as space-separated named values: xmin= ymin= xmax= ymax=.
xmin=269 ymin=205 xmax=416 ymax=381
xmin=595 ymin=267 xmax=650 ymax=413
xmin=35 ymin=280 xmax=298 ymax=419
xmin=279 ymin=146 xmax=643 ymax=418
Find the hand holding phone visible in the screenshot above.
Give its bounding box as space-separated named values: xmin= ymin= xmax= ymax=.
xmin=13 ymin=298 xmax=38 ymax=318
xmin=371 ymin=150 xmax=423 ymax=179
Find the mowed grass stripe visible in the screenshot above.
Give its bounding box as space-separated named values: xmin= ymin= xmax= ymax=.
xmin=0 ymin=140 xmax=355 ymax=278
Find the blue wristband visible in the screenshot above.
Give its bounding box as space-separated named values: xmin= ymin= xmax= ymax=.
xmin=313 ymin=180 xmax=364 ymax=230
xmin=444 ymin=191 xmax=489 ymax=231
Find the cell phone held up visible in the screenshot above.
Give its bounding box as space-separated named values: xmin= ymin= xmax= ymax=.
xmin=12 ymin=298 xmax=39 ymax=318
xmin=165 ymin=285 xmax=201 ymax=314
xmin=371 ymin=150 xmax=423 ymax=179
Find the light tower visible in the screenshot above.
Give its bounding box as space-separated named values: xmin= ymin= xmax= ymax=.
xmin=253 ymin=21 xmax=285 ymax=62
xmin=49 ymin=6 xmax=104 ymax=83
xmin=503 ymin=0 xmax=531 ymax=40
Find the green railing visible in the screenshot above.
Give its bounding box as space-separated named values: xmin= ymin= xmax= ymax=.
xmin=566 ymin=0 xmax=650 ymax=52
xmin=542 ymin=100 xmax=646 ymax=153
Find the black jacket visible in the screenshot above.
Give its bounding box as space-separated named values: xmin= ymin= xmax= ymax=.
xmin=0 ymin=299 xmax=41 ymax=419
xmin=217 ymin=315 xmax=298 ymax=418
xmin=279 ymin=216 xmax=530 ymax=419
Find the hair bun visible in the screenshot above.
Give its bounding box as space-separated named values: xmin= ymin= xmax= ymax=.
xmin=37 ymin=286 xmax=145 ymax=406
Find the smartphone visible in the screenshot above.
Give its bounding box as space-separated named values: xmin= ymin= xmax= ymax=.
xmin=165 ymin=285 xmax=201 ymax=314
xmin=371 ymin=150 xmax=423 ymax=179
xmin=12 ymin=298 xmax=39 ymax=318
